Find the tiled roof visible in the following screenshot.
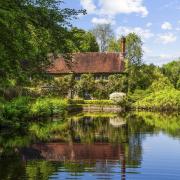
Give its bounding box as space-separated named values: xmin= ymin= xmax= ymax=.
xmin=47 ymin=52 xmax=125 ymax=74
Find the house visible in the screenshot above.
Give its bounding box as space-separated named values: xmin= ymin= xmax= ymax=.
xmin=47 ymin=37 xmax=126 ymax=80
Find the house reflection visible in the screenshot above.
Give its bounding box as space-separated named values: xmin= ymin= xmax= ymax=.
xmin=22 ymin=142 xmax=126 ymax=179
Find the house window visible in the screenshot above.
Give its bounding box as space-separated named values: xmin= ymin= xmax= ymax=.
xmin=95 ymin=75 xmax=100 ymax=80
xmin=103 ymin=75 xmax=108 ymax=80
xmin=75 ymin=75 xmax=81 ymax=80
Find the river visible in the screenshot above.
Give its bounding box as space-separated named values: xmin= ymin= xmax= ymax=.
xmin=0 ymin=112 xmax=180 ymax=180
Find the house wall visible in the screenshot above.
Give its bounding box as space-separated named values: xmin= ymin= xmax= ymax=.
xmin=51 ymin=73 xmax=125 ymax=81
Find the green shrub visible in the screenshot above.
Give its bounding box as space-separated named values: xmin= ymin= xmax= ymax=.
xmin=31 ymin=97 xmax=68 ymax=117
xmin=129 ymin=89 xmax=151 ymax=102
xmin=2 ymin=96 xmax=32 ymax=120
xmin=150 ymin=76 xmax=174 ymax=92
xmin=0 ymin=97 xmax=5 ymax=111
xmin=134 ymin=89 xmax=180 ymax=111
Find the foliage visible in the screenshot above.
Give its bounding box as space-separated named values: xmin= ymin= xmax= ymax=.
xmin=108 ymin=37 xmax=121 ymax=52
xmin=107 ymin=74 xmax=127 ymax=93
xmin=76 ymin=74 xmax=95 ymax=99
xmin=130 ymin=72 xmax=180 ymax=111
xmin=149 ymin=75 xmax=174 ymax=92
xmin=2 ymin=96 xmax=32 ymax=120
xmin=125 ymin=33 xmax=143 ymax=66
xmin=106 ymin=33 xmax=147 ymax=93
xmin=1 ymin=96 xmax=68 ymax=122
xmin=0 ymin=97 xmax=5 ymax=110
xmin=0 ymin=0 xmax=85 ymax=86
xmin=129 ymin=89 xmax=150 ymax=103
xmin=134 ymin=88 xmax=180 ymax=111
xmin=69 ymin=28 xmax=99 ymax=52
xmin=107 ymin=33 xmax=143 ymax=66
xmin=130 ymin=64 xmax=158 ymax=91
xmin=74 ymin=74 xmax=128 ymax=99
xmin=47 ymin=75 xmax=75 ymax=97
xmin=93 ymin=78 xmax=109 ymax=99
xmin=31 ymin=97 xmax=68 ymax=117
xmin=161 ymin=60 xmax=180 ymax=89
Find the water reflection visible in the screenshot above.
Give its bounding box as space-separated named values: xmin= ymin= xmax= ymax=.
xmin=0 ymin=112 xmax=180 ymax=179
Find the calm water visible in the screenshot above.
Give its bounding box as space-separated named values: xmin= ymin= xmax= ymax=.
xmin=0 ymin=112 xmax=180 ymax=180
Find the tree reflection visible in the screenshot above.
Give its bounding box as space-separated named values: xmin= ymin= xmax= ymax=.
xmin=0 ymin=112 xmax=180 ymax=180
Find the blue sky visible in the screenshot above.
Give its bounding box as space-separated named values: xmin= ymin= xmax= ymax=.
xmin=63 ymin=0 xmax=180 ymax=65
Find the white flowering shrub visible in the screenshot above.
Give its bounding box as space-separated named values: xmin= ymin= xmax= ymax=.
xmin=109 ymin=92 xmax=126 ymax=105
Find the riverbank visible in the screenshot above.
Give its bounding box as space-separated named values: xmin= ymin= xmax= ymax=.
xmin=1 ymin=93 xmax=180 ymax=126
xmin=0 ymin=97 xmax=122 ymax=126
xmin=67 ymin=99 xmax=122 ymax=113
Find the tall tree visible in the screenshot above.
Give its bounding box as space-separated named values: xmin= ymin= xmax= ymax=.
xmin=91 ymin=24 xmax=113 ymax=52
xmin=0 ymin=0 xmax=85 ymax=85
xmin=126 ymin=33 xmax=143 ymax=66
xmin=161 ymin=60 xmax=180 ymax=89
xmin=125 ymin=33 xmax=143 ymax=92
xmin=107 ymin=33 xmax=143 ymax=67
xmin=106 ymin=33 xmax=143 ymax=92
xmin=69 ymin=28 xmax=99 ymax=52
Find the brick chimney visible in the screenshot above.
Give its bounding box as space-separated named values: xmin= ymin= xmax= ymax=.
xmin=121 ymin=36 xmax=126 ymax=57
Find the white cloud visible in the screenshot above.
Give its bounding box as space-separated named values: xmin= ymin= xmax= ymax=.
xmin=81 ymin=0 xmax=148 ymax=18
xmin=158 ymin=33 xmax=177 ymax=44
xmin=99 ymin=0 xmax=148 ymax=17
xmin=146 ymin=22 xmax=152 ymax=27
xmin=143 ymin=55 xmax=176 ymax=66
xmin=91 ymin=17 xmax=115 ymax=25
xmin=143 ymin=54 xmax=180 ymax=66
xmin=116 ymin=26 xmax=154 ymax=41
xmin=161 ymin=22 xmax=172 ymax=30
xmin=80 ymin=0 xmax=96 ymax=14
